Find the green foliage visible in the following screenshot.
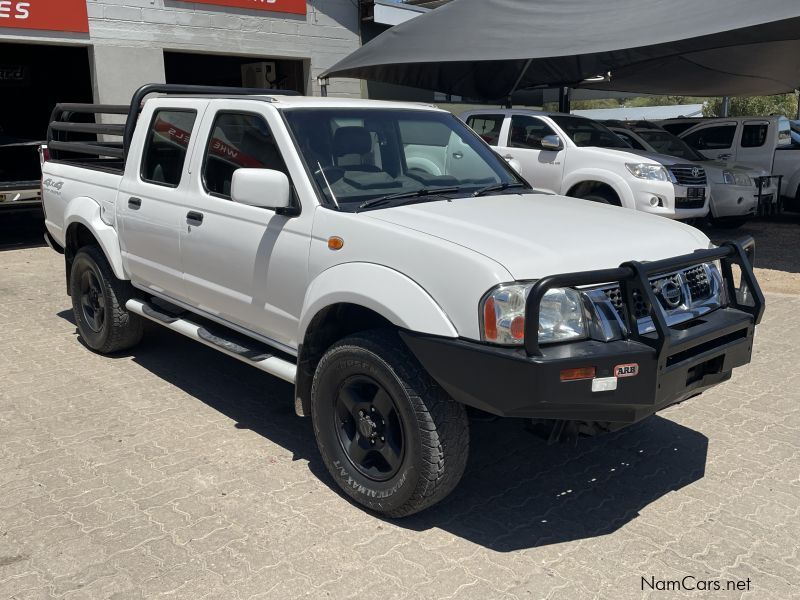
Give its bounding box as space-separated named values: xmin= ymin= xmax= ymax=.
xmin=703 ymin=94 xmax=799 ymax=118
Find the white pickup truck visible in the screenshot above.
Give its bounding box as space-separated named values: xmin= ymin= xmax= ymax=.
xmin=659 ymin=116 xmax=799 ymax=211
xmin=42 ymin=84 xmax=763 ymax=516
xmin=461 ymin=109 xmax=710 ymax=219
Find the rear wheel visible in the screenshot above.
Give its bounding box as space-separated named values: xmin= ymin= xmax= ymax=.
xmin=311 ymin=330 xmax=469 ymax=517
xmin=70 ymin=245 xmax=143 ymax=354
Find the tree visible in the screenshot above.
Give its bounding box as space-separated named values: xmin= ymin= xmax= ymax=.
xmin=704 ymin=93 xmax=799 ymax=118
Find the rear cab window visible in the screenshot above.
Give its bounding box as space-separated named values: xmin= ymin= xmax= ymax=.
xmin=140 ymin=109 xmax=197 ymax=187
xmin=741 ymin=122 xmax=768 ymax=148
xmin=465 ymin=114 xmax=505 ymax=145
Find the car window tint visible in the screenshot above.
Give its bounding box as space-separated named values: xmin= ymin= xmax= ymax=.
xmin=508 ymin=115 xmax=557 ymax=149
xmin=613 ymin=131 xmax=643 ymax=150
xmin=465 ymin=114 xmax=504 ymax=145
xmin=683 ymin=125 xmax=736 ymax=150
xmin=140 ymin=109 xmax=197 ymax=187
xmin=741 ymin=123 xmax=768 ymax=148
xmin=202 ymin=112 xmax=288 ymax=199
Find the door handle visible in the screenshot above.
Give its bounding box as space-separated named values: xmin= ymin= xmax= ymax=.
xmin=717 ymin=153 xmax=732 ymax=160
xmin=503 ymin=154 xmax=514 ymax=160
xmin=128 ymin=197 xmax=142 ymax=209
xmin=452 ymin=151 xmax=463 ymax=159
xmin=186 ymin=211 xmax=204 ymax=224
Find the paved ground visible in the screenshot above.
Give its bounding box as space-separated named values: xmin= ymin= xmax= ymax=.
xmin=1 ymin=212 xmax=799 ymax=599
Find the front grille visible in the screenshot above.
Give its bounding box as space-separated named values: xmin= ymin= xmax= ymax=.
xmin=669 ymin=165 xmax=707 ymax=186
xmin=601 ymin=264 xmax=715 ymax=322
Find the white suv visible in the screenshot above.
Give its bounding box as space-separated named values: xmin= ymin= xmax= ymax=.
xmin=462 ymin=109 xmax=710 ymax=219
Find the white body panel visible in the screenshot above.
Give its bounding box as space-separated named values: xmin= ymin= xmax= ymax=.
xmin=668 ymin=116 xmax=800 ymax=200
xmin=462 ymin=109 xmax=710 ymax=219
xmin=607 ymin=125 xmax=775 ymax=219
xmin=42 ymin=94 xmax=714 ymax=359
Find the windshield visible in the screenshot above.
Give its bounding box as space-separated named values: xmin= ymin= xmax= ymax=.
xmin=549 ymin=115 xmax=630 ymax=149
xmin=282 ymin=108 xmax=525 ymax=211
xmin=635 ymin=129 xmax=706 ymax=161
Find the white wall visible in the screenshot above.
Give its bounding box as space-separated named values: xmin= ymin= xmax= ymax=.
xmin=1 ymin=0 xmax=361 ymax=103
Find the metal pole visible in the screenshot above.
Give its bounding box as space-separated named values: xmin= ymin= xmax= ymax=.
xmin=720 ymin=96 xmax=730 ymax=117
xmin=558 ymin=87 xmax=571 ymax=113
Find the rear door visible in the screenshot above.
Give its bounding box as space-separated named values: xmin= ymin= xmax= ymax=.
xmin=117 ymin=103 xmax=200 ymax=302
xmin=680 ymin=122 xmax=738 ymax=163
xmin=736 ymin=120 xmax=773 ymax=171
xmin=178 ymin=102 xmax=312 ymax=350
xmin=495 ymin=114 xmax=565 ymax=193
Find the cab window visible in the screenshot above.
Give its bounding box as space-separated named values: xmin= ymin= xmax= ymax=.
xmin=202 ymin=112 xmax=288 ymax=199
xmin=613 ymin=131 xmax=644 ymax=150
xmin=465 ymin=114 xmax=504 ymax=145
xmin=140 ymin=109 xmax=197 ymax=187
xmin=683 ymin=124 xmax=736 ymax=150
xmin=508 ymin=115 xmax=558 ymax=150
xmin=741 ymin=123 xmax=768 ymax=148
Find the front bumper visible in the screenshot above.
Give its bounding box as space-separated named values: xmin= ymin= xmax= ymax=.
xmin=401 ymin=239 xmax=763 ymax=425
xmin=710 ymin=183 xmax=760 ymax=218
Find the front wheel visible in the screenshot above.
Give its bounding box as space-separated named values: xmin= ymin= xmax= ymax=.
xmin=311 ymin=330 xmax=469 ymax=517
xmin=70 ymin=245 xmax=143 ymax=354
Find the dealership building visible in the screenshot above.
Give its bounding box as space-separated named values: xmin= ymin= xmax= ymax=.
xmin=0 ymin=0 xmax=360 ymax=141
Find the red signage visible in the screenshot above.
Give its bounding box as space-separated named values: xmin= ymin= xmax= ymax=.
xmin=0 ymin=0 xmax=89 ymax=33
xmin=187 ymin=0 xmax=305 ymax=15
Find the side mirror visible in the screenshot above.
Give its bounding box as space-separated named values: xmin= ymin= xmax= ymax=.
xmin=231 ymin=169 xmax=292 ymax=211
xmin=541 ymin=135 xmax=563 ymax=151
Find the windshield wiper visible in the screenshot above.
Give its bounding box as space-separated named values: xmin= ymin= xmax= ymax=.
xmin=357 ymin=186 xmax=462 ymax=212
xmin=472 ymin=181 xmax=528 ymax=197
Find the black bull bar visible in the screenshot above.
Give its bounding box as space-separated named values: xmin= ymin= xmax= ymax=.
xmin=523 ymin=237 xmax=765 ymax=361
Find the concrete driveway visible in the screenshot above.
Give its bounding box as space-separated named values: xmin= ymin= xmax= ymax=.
xmin=1 ymin=213 xmax=798 ymax=599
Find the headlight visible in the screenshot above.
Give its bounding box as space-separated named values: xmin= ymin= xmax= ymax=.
xmin=722 ymin=170 xmax=751 ymax=186
xmin=625 ymin=163 xmax=673 ymax=182
xmin=481 ymin=283 xmax=587 ymax=345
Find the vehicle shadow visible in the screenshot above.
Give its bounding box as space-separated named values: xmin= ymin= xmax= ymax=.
xmin=58 ymin=311 xmax=708 ymax=551
xmin=0 ymin=209 xmax=45 ymax=251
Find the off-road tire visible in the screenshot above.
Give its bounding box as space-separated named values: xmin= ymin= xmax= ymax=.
xmin=311 ymin=329 xmax=469 ymax=517
xmin=70 ymin=245 xmax=143 ymax=354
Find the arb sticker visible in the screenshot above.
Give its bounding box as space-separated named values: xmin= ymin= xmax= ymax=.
xmin=614 ymin=363 xmax=639 ymax=378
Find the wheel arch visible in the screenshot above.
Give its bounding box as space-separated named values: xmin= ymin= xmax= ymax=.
xmin=564 ymin=171 xmax=632 ymax=208
xmin=294 ymin=263 xmax=459 ymax=417
xmin=63 ymin=197 xmax=126 ymax=295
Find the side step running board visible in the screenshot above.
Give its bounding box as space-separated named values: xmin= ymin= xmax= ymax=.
xmin=126 ymin=299 xmax=296 ymax=384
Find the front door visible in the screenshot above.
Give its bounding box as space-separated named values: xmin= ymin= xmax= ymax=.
xmin=681 ymin=122 xmax=739 ymax=163
xmin=496 ymin=115 xmax=566 ymax=193
xmin=179 ymin=107 xmax=311 ymax=350
xmin=117 ymin=107 xmax=198 ymax=302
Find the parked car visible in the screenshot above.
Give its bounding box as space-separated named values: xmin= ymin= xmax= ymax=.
xmin=605 ymin=120 xmax=775 ymax=228
xmin=658 ymin=116 xmax=799 ymax=211
xmin=461 ymin=109 xmax=709 ymax=220
xmin=0 ymin=132 xmax=43 ymax=212
xmin=42 ymin=84 xmax=763 ymax=516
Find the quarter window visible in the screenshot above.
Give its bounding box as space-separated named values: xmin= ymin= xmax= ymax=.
xmin=508 ymin=115 xmax=558 ymax=150
xmin=683 ymin=125 xmax=736 ymax=150
xmin=202 ymin=112 xmax=288 ymax=199
xmin=466 ymin=114 xmax=504 ymax=145
xmin=140 ymin=109 xmax=197 ymax=187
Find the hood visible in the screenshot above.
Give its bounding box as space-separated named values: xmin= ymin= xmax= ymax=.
xmin=365 ymin=193 xmax=709 ymax=280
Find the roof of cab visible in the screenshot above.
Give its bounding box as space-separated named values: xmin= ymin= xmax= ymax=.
xmin=148 ymin=94 xmax=446 ymax=112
